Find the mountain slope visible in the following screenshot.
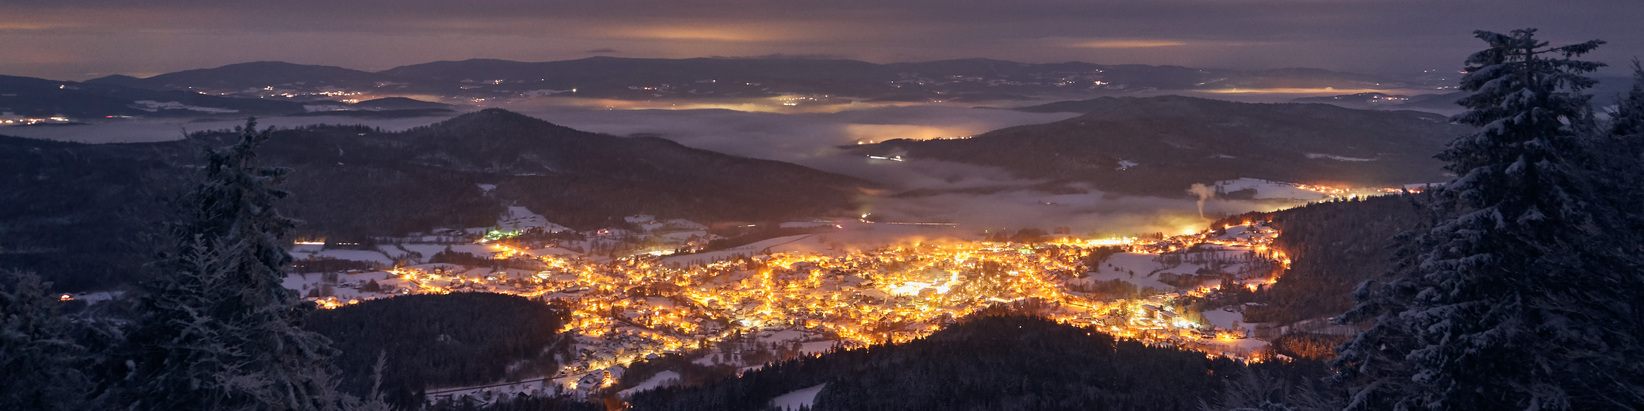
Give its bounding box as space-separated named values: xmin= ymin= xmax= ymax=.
xmin=854 ymin=95 xmax=1471 ymax=195
xmin=385 ymin=109 xmax=873 ymax=226
xmin=0 ymin=109 xmax=871 ymax=290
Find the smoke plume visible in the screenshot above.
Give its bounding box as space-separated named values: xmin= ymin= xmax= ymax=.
xmin=1187 ymin=183 xmax=1215 ymax=219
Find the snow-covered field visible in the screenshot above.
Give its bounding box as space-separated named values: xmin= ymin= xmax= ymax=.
xmin=1214 ymin=178 xmax=1329 ymax=200
xmin=618 ymin=371 xmax=680 ymax=398
xmin=662 ymin=234 xmax=825 ymax=266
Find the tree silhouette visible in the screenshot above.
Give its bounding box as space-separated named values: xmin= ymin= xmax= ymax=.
xmin=111 ymin=118 xmax=352 ymax=410
xmin=1335 ymin=29 xmax=1644 ymax=410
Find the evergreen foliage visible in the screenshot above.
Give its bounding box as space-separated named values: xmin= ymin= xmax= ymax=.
xmin=1612 ymin=59 xmax=1644 ymax=137
xmin=1334 ymin=29 xmax=1644 ymax=410
xmin=109 ymin=118 xmax=354 ymax=410
xmin=628 ymin=313 xmax=1334 ymax=411
xmin=306 ymin=293 xmax=571 ymax=410
xmin=1234 ymin=196 xmax=1421 ymax=324
xmin=0 ymin=270 xmax=97 ymax=410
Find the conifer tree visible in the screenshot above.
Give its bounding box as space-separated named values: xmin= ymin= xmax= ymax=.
xmin=112 ymin=119 xmax=349 ymax=410
xmin=1612 ymin=59 xmax=1644 ymax=137
xmin=1334 ymin=29 xmax=1643 ymax=410
xmin=0 ymin=270 xmax=96 ymax=410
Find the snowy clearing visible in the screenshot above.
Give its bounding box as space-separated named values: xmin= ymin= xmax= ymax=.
xmin=618 ymin=371 xmax=681 ymax=397
xmin=1305 ymin=153 xmax=1376 ymax=162
xmin=1214 ymin=178 xmax=1329 ymax=200
xmin=769 ymin=384 xmax=827 ymax=411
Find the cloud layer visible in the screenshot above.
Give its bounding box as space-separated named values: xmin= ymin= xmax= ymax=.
xmin=2 ymin=0 xmax=1639 ymax=80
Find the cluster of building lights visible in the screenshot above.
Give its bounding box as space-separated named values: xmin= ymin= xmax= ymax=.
xmin=326 ymin=220 xmax=1290 ymax=385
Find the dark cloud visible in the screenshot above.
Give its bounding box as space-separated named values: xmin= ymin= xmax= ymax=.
xmin=585 ymin=48 xmax=619 ymax=54
xmin=1 ymin=0 xmax=1639 ymax=80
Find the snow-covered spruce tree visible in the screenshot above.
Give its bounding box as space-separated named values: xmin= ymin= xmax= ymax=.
xmin=1612 ymin=59 xmax=1644 ymax=137
xmin=1595 ymin=62 xmax=1644 ymax=256
xmin=0 ymin=270 xmax=96 ymax=410
xmin=111 ymin=119 xmax=348 ymax=410
xmin=1333 ymin=29 xmax=1644 ymax=410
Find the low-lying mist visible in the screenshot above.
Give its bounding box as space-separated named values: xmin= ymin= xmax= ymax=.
xmin=501 ymin=103 xmax=1307 ymax=236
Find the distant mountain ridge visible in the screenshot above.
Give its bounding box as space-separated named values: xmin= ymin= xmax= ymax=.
xmin=0 ymin=57 xmax=1433 ymax=120
xmin=71 ymin=57 xmax=1414 ymax=104
xmin=0 ymin=74 xmax=457 ymax=119
xmin=0 ymin=74 xmax=310 ymax=118
xmin=853 ymin=95 xmax=1472 ymax=195
xmin=90 ymin=61 xmax=398 ymax=91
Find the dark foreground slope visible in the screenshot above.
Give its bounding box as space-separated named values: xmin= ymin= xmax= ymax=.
xmin=0 ymin=110 xmax=869 ymax=290
xmin=852 ymin=96 xmax=1470 ymax=196
xmin=628 ymin=314 xmax=1329 ymax=411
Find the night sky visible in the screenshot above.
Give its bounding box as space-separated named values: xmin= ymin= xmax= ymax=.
xmin=4 ymin=0 xmax=1640 ymax=80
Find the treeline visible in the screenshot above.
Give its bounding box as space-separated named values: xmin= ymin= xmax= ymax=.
xmin=306 ymin=293 xmax=572 ymax=410
xmin=626 ymin=312 xmax=1332 ymax=410
xmin=0 ymin=135 xmax=187 ymax=290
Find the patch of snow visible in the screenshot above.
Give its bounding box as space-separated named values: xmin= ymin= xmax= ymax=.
xmin=1086 ymin=253 xmax=1174 ymax=291
xmin=402 ymin=244 xmax=492 ymax=258
xmin=1305 ymin=153 xmax=1376 ymax=162
xmin=769 ymin=384 xmax=827 ymax=411
xmin=1202 ymin=308 xmax=1258 ymax=335
xmin=1214 ymin=178 xmax=1328 ymax=200
xmin=376 ymin=245 xmax=411 ymax=259
xmin=664 ymin=219 xmax=708 ymax=230
xmin=131 ymin=100 xmax=239 ymax=114
xmin=498 ymin=206 xmax=571 ymax=233
xmin=618 ymin=371 xmax=680 ymax=397
xmin=757 ymin=330 xmax=810 ymax=344
xmin=309 ymin=250 xmax=394 ymax=265
xmin=662 ymin=234 xmax=823 ymax=266
xmin=1115 ymin=160 xmax=1139 ymax=170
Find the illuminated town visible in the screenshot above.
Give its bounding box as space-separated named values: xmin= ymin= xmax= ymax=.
xmin=285 ymin=216 xmax=1292 ymax=401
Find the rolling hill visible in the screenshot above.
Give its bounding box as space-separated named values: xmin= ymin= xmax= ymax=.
xmin=0 ymin=109 xmax=871 ymax=290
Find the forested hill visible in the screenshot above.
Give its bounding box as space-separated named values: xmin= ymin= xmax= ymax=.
xmin=306 ymin=293 xmax=572 ymax=410
xmin=1216 ymin=195 xmax=1424 ymax=325
xmin=626 ymin=313 xmax=1330 ymax=410
xmin=0 ymin=110 xmax=870 ymax=291
xmin=390 ymin=109 xmax=873 ymax=228
xmin=850 ymin=95 xmax=1471 ymax=196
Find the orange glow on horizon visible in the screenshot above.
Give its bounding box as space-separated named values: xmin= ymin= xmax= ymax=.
xmin=1070 ymin=39 xmax=1188 ymax=48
